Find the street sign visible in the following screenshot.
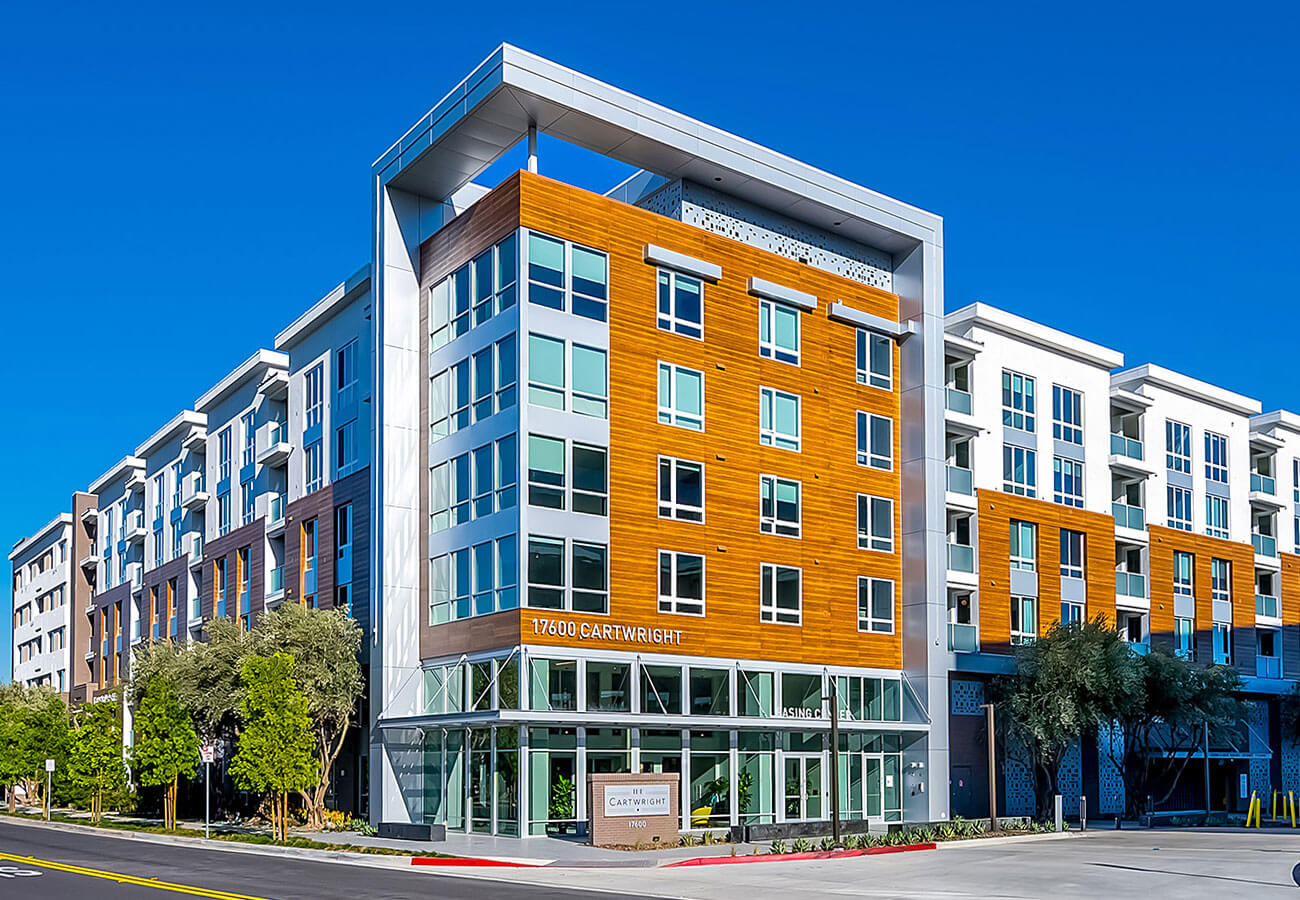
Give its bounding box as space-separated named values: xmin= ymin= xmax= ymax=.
xmin=44 ymin=759 xmax=54 ymax=773
xmin=200 ymin=746 xmax=216 ymax=764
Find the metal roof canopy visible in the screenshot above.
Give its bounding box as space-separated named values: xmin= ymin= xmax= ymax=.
xmin=375 ymin=44 xmax=940 ymax=258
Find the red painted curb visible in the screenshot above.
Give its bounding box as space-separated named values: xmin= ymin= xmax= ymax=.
xmin=661 ymin=842 xmax=937 ymax=867
xmin=411 ymin=857 xmax=541 ymax=867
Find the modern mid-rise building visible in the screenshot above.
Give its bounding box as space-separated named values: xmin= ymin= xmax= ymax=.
xmin=9 ymin=43 xmax=1300 ymax=832
xmin=9 ymin=514 xmax=73 ymax=691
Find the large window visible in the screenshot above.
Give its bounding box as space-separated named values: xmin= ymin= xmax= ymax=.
xmin=218 ymin=427 xmax=232 ymax=481
xmin=305 ymin=441 xmax=322 ymax=493
xmin=759 ymin=564 xmax=801 ymax=625
xmin=1003 ymin=445 xmax=1036 ymax=497
xmin=430 ymin=233 xmax=517 ymax=348
xmin=857 ymin=330 xmax=891 ymax=390
xmin=526 ymin=436 xmax=607 ymax=516
xmin=759 ymin=388 xmax=801 ymax=451
xmin=430 ymin=435 xmax=517 ymax=531
xmin=857 ymin=577 xmax=894 ymax=633
xmin=759 ymin=300 xmax=799 ymax=365
xmin=657 ymin=269 xmax=703 ymax=338
xmin=241 ymin=411 xmax=255 ymax=467
xmin=528 ymin=232 xmax=607 ymax=321
xmin=1173 ymin=551 xmax=1194 ymax=597
xmin=760 ymin=475 xmax=801 ymax=537
xmin=1053 ymin=457 xmax=1083 ymax=508
xmin=658 ymin=457 xmax=704 ymax=522
xmin=1011 ymin=596 xmax=1037 ymax=645
xmin=658 ymin=363 xmax=704 ymax=430
xmin=428 ymin=536 xmax=518 ymax=625
xmin=1052 ymin=385 xmax=1083 ymax=444
xmin=430 ymin=335 xmax=517 ymax=440
xmin=1206 ymin=495 xmax=1230 ymax=539
xmin=857 ymin=494 xmax=893 ymax=552
xmin=1001 ymin=370 xmax=1035 ymax=432
xmin=1059 ymin=529 xmax=1084 ymax=580
xmin=1205 ymin=431 xmax=1229 ymax=483
xmin=1009 ymin=520 xmax=1036 ymax=571
xmin=525 ymin=335 xmax=606 ymax=418
xmin=1167 ymin=485 xmax=1193 ymax=532
xmin=1166 ymin=420 xmax=1191 ymax=473
xmin=658 ymin=551 xmax=705 ymax=616
xmin=526 ymin=536 xmax=608 ymax=614
xmin=857 ymin=412 xmax=893 ymax=470
xmin=1211 ymin=558 xmax=1230 ymax=603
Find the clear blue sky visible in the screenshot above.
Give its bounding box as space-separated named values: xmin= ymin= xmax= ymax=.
xmin=3 ymin=1 xmax=1297 ymax=680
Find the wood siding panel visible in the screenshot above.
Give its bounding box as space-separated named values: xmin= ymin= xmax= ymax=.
xmin=1148 ymin=525 xmax=1255 ymax=670
xmin=1282 ymin=553 xmax=1300 ymax=677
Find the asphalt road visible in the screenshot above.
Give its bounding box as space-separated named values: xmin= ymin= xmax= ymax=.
xmin=0 ymin=820 xmax=662 ymax=900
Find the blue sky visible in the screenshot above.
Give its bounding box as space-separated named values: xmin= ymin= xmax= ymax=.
xmin=2 ymin=1 xmax=1297 ymax=680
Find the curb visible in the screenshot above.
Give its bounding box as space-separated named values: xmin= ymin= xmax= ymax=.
xmin=661 ymin=842 xmax=937 ymax=867
xmin=412 ymin=856 xmax=543 ymax=868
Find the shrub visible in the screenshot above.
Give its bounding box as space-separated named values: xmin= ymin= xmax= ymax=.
xmin=792 ymin=837 xmax=812 ymax=853
xmin=678 ymin=833 xmax=696 ymax=848
xmin=768 ymin=838 xmax=786 ymax=855
xmin=843 ymin=833 xmax=861 ymax=850
xmin=818 ymin=836 xmax=836 ymax=852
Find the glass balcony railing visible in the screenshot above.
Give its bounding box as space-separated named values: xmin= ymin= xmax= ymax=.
xmin=945 ymin=388 xmax=972 ymax=416
xmin=1256 ymin=594 xmax=1280 ymax=618
xmin=1253 ymin=533 xmax=1278 ymax=557
xmin=1112 ymin=502 xmax=1146 ymax=530
xmin=239 ymin=592 xmax=251 ymax=615
xmin=269 ymin=493 xmax=285 ymax=524
xmin=1257 ymin=656 xmax=1282 ymax=679
xmin=947 ymin=622 xmax=979 ymax=653
xmin=114 ymin=635 xmax=122 ymax=652
xmin=101 ymin=640 xmax=110 ymax=658
xmin=947 ymin=543 xmax=975 ymax=573
xmin=270 ymin=565 xmax=284 ymax=594
xmin=1251 ymin=473 xmax=1276 ymax=495
xmin=1110 ymin=433 xmax=1144 ymax=460
xmin=1116 ymin=571 xmax=1147 ymax=598
xmin=946 ymin=466 xmax=973 ymax=496
xmin=1126 ymin=640 xmax=1151 ymax=656
xmin=216 ymin=595 xmax=227 ymax=618
xmin=152 ymin=622 xmax=160 ymax=640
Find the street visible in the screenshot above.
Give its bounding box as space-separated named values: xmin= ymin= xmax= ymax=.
xmin=0 ymin=820 xmax=659 ymax=900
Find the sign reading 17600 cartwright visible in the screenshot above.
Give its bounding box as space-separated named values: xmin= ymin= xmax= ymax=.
xmin=604 ymin=784 xmax=672 ymax=818
xmin=530 ymin=617 xmax=685 ymax=646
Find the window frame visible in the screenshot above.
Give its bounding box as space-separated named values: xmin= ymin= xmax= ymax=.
xmin=1166 ymin=420 xmax=1192 ymax=473
xmin=1052 ymin=385 xmax=1083 ymax=444
xmin=1205 ymin=431 xmax=1229 ymax=484
xmin=1001 ymin=370 xmax=1036 ymax=432
xmin=1002 ymin=445 xmax=1037 ymax=497
xmin=856 ymin=411 xmax=893 ymax=470
xmin=758 ymin=299 xmax=800 ymax=365
xmin=857 ymin=494 xmax=894 ymax=552
xmin=759 ymin=474 xmax=802 ymax=538
xmin=1206 ymin=494 xmax=1230 ymax=539
xmin=857 ymin=576 xmax=895 ymax=634
xmin=856 ymin=329 xmax=892 ymax=390
xmin=657 ymin=362 xmax=705 ymax=431
xmin=759 ymin=386 xmax=801 ymax=452
xmin=1167 ymin=484 xmax=1193 ymax=532
xmin=1052 ymin=456 xmax=1084 ymax=508
xmin=658 ymin=456 xmax=705 ymax=522
xmin=656 ymin=268 xmax=704 ymax=339
xmin=657 ymin=550 xmax=705 ymax=616
xmin=1059 ymin=528 xmax=1084 ymax=580
xmin=759 ymin=562 xmax=802 ymax=626
xmin=1009 ymin=520 xmax=1037 ymax=572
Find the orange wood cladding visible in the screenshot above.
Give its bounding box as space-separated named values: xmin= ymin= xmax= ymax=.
xmin=1281 ymin=553 xmax=1300 ymax=673
xmin=974 ymin=489 xmax=1116 ymax=655
xmin=518 ymin=172 xmax=903 ymax=668
xmin=1147 ymin=525 xmax=1254 ymax=660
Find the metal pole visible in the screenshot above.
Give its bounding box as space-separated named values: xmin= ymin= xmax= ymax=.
xmin=527 ymin=124 xmax=538 ymax=174
xmin=1203 ymin=728 xmax=1211 ymax=817
xmin=984 ymin=703 xmax=998 ymax=832
xmin=45 ymin=771 xmax=51 ymax=821
xmin=828 ymin=678 xmax=841 ymax=845
xmin=205 ymin=761 xmax=210 ymax=839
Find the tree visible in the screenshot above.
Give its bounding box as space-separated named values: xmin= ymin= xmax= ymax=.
xmin=68 ymin=699 xmax=126 ymax=823
xmin=228 ymin=653 xmax=317 ymax=842
xmin=0 ymin=685 xmax=71 ymax=813
xmin=129 ymin=618 xmax=244 ymax=742
xmin=248 ymin=605 xmax=363 ymax=828
xmin=131 ymin=677 xmax=200 ymax=830
xmin=993 ymin=617 xmax=1142 ymax=818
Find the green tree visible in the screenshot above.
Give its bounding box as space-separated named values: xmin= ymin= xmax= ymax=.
xmin=993 ymin=617 xmax=1142 ymax=817
xmin=248 ymin=605 xmax=363 ymax=828
xmin=128 ymin=617 xmax=244 ymax=742
xmin=0 ymin=685 xmax=71 ymax=814
xmin=131 ymin=677 xmax=200 ymax=830
xmin=229 ymin=652 xmax=317 ymax=842
xmin=68 ymin=699 xmax=126 ymax=823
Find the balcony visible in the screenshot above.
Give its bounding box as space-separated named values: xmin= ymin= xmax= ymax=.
xmin=125 ymin=511 xmax=147 ymax=543
xmin=182 ymin=426 xmax=208 ymax=453
xmin=1251 ymin=473 xmax=1276 ymax=495
xmin=947 ymin=622 xmax=978 ymax=653
xmin=946 ymin=466 xmax=973 ymax=496
xmin=945 ymin=388 xmax=972 ymax=416
xmin=267 ymin=565 xmax=285 ymax=602
xmin=1112 ymin=502 xmax=1146 ymax=531
xmin=80 ymin=506 xmax=98 ymax=527
xmin=1256 ymin=594 xmax=1280 ymax=619
xmin=1257 ymin=656 xmax=1282 ymax=679
xmin=181 ymin=472 xmax=209 ymax=511
xmin=1253 ymin=533 xmax=1278 ymax=559
xmin=258 ymin=368 xmax=289 ymax=400
xmin=947 ymin=543 xmax=975 ymax=574
xmin=266 ymin=493 xmax=287 ymax=535
xmin=125 ymin=468 xmax=146 ymax=493
xmin=215 ymin=595 xmax=227 ymax=618
xmin=1116 ymin=571 xmax=1147 ymax=599
xmin=78 ymin=552 xmax=98 ymax=573
xmin=1110 ymin=433 xmax=1143 ymax=460
xmin=257 ymin=421 xmax=293 ymax=468
xmin=1126 ymin=640 xmax=1151 ymax=657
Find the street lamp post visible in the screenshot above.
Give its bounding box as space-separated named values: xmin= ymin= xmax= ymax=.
xmin=983 ymin=703 xmax=997 ymax=833
xmin=824 ymin=678 xmax=841 ymax=845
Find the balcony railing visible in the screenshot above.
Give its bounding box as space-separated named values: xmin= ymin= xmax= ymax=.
xmin=1110 ymin=434 xmax=1144 ymax=460
xmin=945 ymin=388 xmax=972 ymax=416
xmin=216 ymin=595 xmax=227 ymax=618
xmin=239 ymin=592 xmax=251 ymax=616
xmin=947 ymin=622 xmax=979 ymax=653
xmin=1251 ymin=473 xmax=1276 ymax=495
xmin=947 ymin=543 xmax=975 ymax=573
xmin=1257 ymin=656 xmax=1282 ymax=679
xmin=1125 ymin=640 xmax=1151 ymax=656
xmin=269 ymin=493 xmax=285 ymax=524
xmin=1112 ymin=502 xmax=1146 ymax=531
xmin=1256 ymin=594 xmax=1280 ymax=618
xmin=269 ymin=565 xmax=284 ymax=594
xmin=169 ymin=618 xmax=178 ymax=637
xmin=946 ymin=466 xmax=973 ymax=496
xmin=1116 ymin=571 xmax=1147 ymax=598
xmin=1253 ymin=533 xmax=1278 ymax=558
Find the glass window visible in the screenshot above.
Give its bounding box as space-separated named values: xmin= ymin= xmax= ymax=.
xmin=472 ymin=346 xmax=494 ymax=421
xmin=429 ymin=279 xmax=450 ymax=350
xmin=450 ymin=358 xmax=471 ymax=431
xmin=1173 ymin=551 xmax=1194 ymax=596
xmin=529 ymin=658 xmax=577 ymax=711
xmin=1212 ymin=622 xmax=1232 ymax=665
xmin=571 ymin=541 xmax=608 ymax=614
xmin=1060 ymin=529 xmax=1084 ymax=580
xmin=1052 ymin=385 xmax=1083 ymax=444
xmin=759 ymin=300 xmax=799 ymax=364
xmin=1206 ymin=495 xmax=1229 ymax=539
xmin=1167 ymin=420 xmax=1191 ymax=473
xmin=689 ymin=668 xmax=730 ymax=716
xmin=586 ymin=662 xmax=630 ymax=712
xmin=1001 ymin=370 xmax=1035 ymax=431
xmin=526 ymin=537 xmax=564 ymax=609
xmin=496 ymin=434 xmax=517 ymax=510
xmin=1003 ymin=445 xmax=1036 ymax=497
xmin=496 ymin=334 xmax=517 ymax=411
xmin=740 ymin=670 xmax=774 ymax=717
xmin=858 ymin=577 xmax=894 ymax=633
xmin=527 ymin=233 xmax=565 ymax=310
xmin=1167 ymin=485 xmax=1193 ymax=532
xmin=760 ymin=475 xmax=801 ymax=537
xmin=658 ymin=550 xmax=705 ymax=615
xmin=1011 ymin=596 xmax=1037 ymax=644
xmin=570 ymin=245 xmax=608 ymax=322
xmin=659 ymin=457 xmax=704 ymax=522
xmin=857 ymin=494 xmax=893 ymax=552
xmin=1211 ymin=558 xmax=1230 ymax=602
xmin=496 ymin=232 xmax=518 ymax=313
xmin=760 ymin=563 xmax=801 ymax=625
xmin=657 ymin=269 xmax=703 ymax=338
xmin=1205 ymin=432 xmax=1229 ymax=483
xmin=571 ymin=345 xmax=607 ymax=418
xmin=1009 ymin=520 xmax=1036 ymax=571
xmin=572 ymin=444 xmax=608 ymax=516
xmin=527 ymin=435 xmax=566 ymax=509
xmin=781 ymin=673 xmax=821 ymax=716
xmin=658 ymin=363 xmax=704 ymax=430
xmin=857 ymin=412 xmax=893 ymax=469
xmin=1053 ymin=456 xmax=1083 ymax=508
xmin=857 ymin=330 xmax=891 ymax=389
xmin=527 ymin=335 xmax=565 ymax=410
xmin=760 ymin=388 xmax=801 ymax=451
xmin=642 ymin=664 xmax=682 ymax=715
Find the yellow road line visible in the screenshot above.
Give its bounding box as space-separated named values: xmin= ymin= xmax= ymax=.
xmin=0 ymin=851 xmax=274 ymax=900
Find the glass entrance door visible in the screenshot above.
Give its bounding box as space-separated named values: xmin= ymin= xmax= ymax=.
xmin=783 ymin=754 xmax=823 ymax=821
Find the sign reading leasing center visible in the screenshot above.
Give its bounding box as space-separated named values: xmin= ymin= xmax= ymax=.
xmin=604 ymin=784 xmax=672 ymax=818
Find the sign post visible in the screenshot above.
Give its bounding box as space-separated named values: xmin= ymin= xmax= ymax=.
xmin=43 ymin=759 xmax=54 ymax=821
xmin=200 ymin=745 xmax=216 ymax=838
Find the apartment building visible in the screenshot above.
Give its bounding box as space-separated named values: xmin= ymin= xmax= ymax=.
xmin=9 ymin=514 xmax=73 ymax=690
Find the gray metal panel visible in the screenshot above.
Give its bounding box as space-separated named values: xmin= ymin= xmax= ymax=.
xmin=1167 ymin=469 xmax=1193 ymax=490
xmin=1060 ymin=576 xmax=1087 ymax=605
xmin=1206 ymin=479 xmax=1231 ymax=499
xmin=747 ymin=276 xmax=817 ymax=311
xmin=1213 ymin=599 xmax=1233 ymax=623
xmin=1002 ymin=427 xmax=1037 ymax=451
xmin=1010 ymin=569 xmax=1039 ymax=598
xmin=643 ymin=244 xmax=722 ymax=281
xmin=1053 ymin=439 xmax=1085 ymax=463
xmin=827 ymin=301 xmax=909 ymax=338
xmin=1174 ymin=595 xmax=1196 ymax=619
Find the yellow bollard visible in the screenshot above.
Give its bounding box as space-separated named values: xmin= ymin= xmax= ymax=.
xmin=1290 ymin=791 xmax=1296 ymax=828
xmin=1273 ymin=790 xmax=1279 ymax=822
xmin=1246 ymin=793 xmax=1256 ymax=828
